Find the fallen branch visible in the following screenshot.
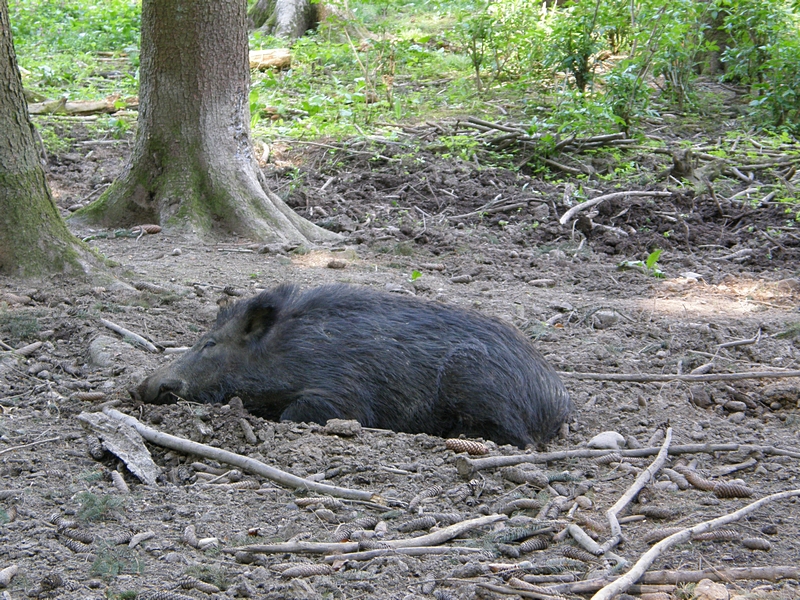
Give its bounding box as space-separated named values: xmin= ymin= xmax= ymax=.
xmin=565 ymin=524 xmax=627 ymax=568
xmin=476 ymin=581 xmax=568 ymax=600
xmin=711 ymin=457 xmax=758 ymax=477
xmin=601 ymin=428 xmax=672 ymax=554
xmin=559 ymin=369 xmax=800 ymax=383
xmin=386 ymin=513 xmax=506 ymax=548
xmin=248 ymin=48 xmax=291 ymax=70
xmin=543 ymin=158 xmax=591 ymax=175
xmin=102 ymin=408 xmax=377 ymax=501
xmin=228 ymin=513 xmax=506 ymax=555
xmin=709 ymin=248 xmax=754 ymax=262
xmin=100 ymin=319 xmax=159 ymax=353
xmin=225 ymin=539 xmax=360 ymax=555
xmin=559 ymin=191 xmax=672 ymax=226
xmin=483 ymin=580 xmax=675 ymax=598
xmin=718 ymin=331 xmax=762 ymax=350
xmin=447 ymin=200 xmax=537 ymax=221
xmin=28 ymin=95 xmax=138 ymax=116
xmin=0 ymin=437 xmax=59 ymax=457
xmin=456 ymin=442 xmax=800 ymax=475
xmin=465 ymin=116 xmax=527 ymax=135
xmin=0 ymin=564 xmax=19 ymax=588
xmin=640 ymin=565 xmax=800 ymax=585
xmin=590 ymin=488 xmax=800 ymax=600
xmin=323 ymin=545 xmax=486 ymax=562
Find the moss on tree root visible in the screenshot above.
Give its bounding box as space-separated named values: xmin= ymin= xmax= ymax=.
xmin=0 ymin=171 xmax=90 ymax=277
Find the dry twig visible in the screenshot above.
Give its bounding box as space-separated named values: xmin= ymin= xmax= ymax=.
xmin=559 ymin=191 xmax=672 ymax=226
xmin=0 ymin=437 xmax=60 ymax=457
xmin=227 ymin=513 xmax=506 ymax=555
xmin=322 ymin=545 xmax=486 ymax=562
xmin=559 ymin=369 xmax=800 ymax=383
xmin=540 ymin=565 xmax=800 ymax=594
xmin=590 ymin=488 xmax=800 ymax=600
xmin=102 ymin=408 xmax=377 ymax=501
xmin=600 ymin=428 xmax=672 ymax=554
xmin=456 ymin=442 xmax=800 ymax=475
xmin=100 ymin=318 xmax=159 ymax=353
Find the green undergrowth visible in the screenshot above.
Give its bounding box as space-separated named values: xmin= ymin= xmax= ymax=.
xmin=8 ymin=0 xmax=800 ymax=156
xmin=9 ymin=0 xmax=140 ymax=101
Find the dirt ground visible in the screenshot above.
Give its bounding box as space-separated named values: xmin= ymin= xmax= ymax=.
xmin=1 ymin=109 xmax=800 ymax=600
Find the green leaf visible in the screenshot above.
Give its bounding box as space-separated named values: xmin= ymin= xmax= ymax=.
xmin=645 ymin=249 xmax=662 ymax=270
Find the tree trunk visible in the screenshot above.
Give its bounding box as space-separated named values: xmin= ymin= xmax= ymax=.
xmin=76 ymin=0 xmax=337 ymax=244
xmin=249 ymin=0 xmax=318 ymax=39
xmin=0 ymin=0 xmax=94 ymax=277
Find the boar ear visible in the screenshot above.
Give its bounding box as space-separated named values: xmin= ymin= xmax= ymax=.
xmin=242 ymin=303 xmax=278 ymax=340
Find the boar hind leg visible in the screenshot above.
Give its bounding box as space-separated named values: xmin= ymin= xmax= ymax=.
xmin=435 ymin=345 xmax=533 ymax=449
xmin=279 ymin=393 xmax=347 ymax=426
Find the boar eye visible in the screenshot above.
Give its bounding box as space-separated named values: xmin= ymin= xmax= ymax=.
xmin=202 ymin=339 xmax=216 ymax=349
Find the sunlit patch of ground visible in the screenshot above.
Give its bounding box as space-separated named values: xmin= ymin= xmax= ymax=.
xmin=650 ymin=274 xmax=800 ymax=317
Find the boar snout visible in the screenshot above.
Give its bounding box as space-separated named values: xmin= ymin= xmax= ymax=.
xmin=132 ymin=377 xmax=185 ymax=405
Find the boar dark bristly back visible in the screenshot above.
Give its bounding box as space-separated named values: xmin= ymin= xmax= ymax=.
xmin=132 ymin=284 xmax=572 ymax=448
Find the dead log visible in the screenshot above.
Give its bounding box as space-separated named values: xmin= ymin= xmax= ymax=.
xmin=249 ymin=48 xmax=291 ymax=70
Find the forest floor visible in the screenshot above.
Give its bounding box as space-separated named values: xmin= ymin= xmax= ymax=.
xmin=1 ymin=91 xmax=800 ymax=600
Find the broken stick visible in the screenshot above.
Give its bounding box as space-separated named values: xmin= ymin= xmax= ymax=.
xmin=600 ymin=428 xmax=672 ymax=554
xmin=102 ymin=408 xmax=377 ymax=501
xmin=590 ymin=488 xmax=800 ymax=600
xmin=100 ymin=318 xmax=159 ymax=353
xmin=559 ymin=191 xmax=672 ymax=226
xmin=560 ymin=369 xmax=800 ymax=383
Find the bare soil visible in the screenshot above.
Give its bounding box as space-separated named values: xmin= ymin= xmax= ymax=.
xmin=1 ymin=109 xmax=800 ymax=600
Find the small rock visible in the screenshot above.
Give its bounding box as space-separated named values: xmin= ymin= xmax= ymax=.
xmin=724 ymin=400 xmax=747 ymax=412
xmin=625 ymin=435 xmax=643 ymax=449
xmin=88 ymin=335 xmax=121 ymax=367
xmin=590 ymin=310 xmax=620 ymax=329
xmin=693 ymin=578 xmax=729 ymax=600
xmin=171 ymin=248 xmax=182 ymax=256
xmin=653 ymin=481 xmax=679 ymax=492
xmin=728 ymin=412 xmax=746 ymax=424
xmin=550 ymin=301 xmax=574 ymax=312
xmin=689 ymin=386 xmax=713 ymax=409
xmin=162 ymin=551 xmax=189 ymax=564
xmin=323 ymin=419 xmax=362 ymax=437
xmin=450 ymin=274 xmax=472 ymax=284
xmin=587 ymin=431 xmax=626 ymax=450
xmin=314 ymin=508 xmax=339 ymax=523
xmin=761 ymin=524 xmax=778 ymax=535
xmin=258 ymin=243 xmax=286 ymax=255
xmin=680 ymin=271 xmax=704 ymax=280
xmin=1 ymin=292 xmax=32 ymax=305
xmin=774 ymin=278 xmax=800 ymax=293
xmin=327 ymin=258 xmax=347 ymax=269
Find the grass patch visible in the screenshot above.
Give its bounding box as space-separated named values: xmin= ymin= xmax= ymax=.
xmin=184 ymin=565 xmax=230 ymax=590
xmin=8 ymin=0 xmax=800 ymax=154
xmin=0 ymin=310 xmax=40 ymax=345
xmin=76 ymin=491 xmax=124 ymax=522
xmin=9 ymin=0 xmax=140 ymax=100
xmin=91 ymin=542 xmax=144 ymax=579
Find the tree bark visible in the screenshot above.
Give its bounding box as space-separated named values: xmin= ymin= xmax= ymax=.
xmin=0 ymin=0 xmax=94 ymax=277
xmin=75 ymin=0 xmax=338 ymax=244
xmin=249 ymin=0 xmax=318 ymax=39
